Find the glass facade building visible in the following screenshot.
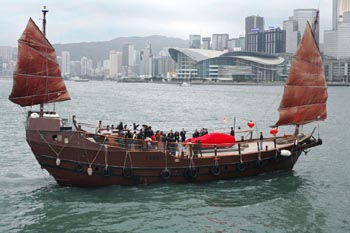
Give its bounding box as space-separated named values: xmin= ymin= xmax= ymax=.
xmin=169 ymin=48 xmax=285 ymax=82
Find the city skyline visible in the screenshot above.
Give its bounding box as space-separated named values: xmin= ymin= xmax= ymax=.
xmin=0 ymin=0 xmax=331 ymax=47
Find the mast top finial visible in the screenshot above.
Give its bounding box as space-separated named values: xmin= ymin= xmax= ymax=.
xmin=42 ymin=5 xmax=49 ymax=14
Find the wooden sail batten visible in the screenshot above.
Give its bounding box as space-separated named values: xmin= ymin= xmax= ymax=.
xmin=278 ymin=102 xmax=327 ymax=110
xmin=19 ymin=42 xmax=58 ymax=61
xmin=14 ymin=73 xmax=61 ymax=78
xmin=276 ymin=104 xmax=327 ymax=126
xmin=9 ymin=18 xmax=70 ymax=107
xmin=279 ymin=86 xmax=327 ymax=108
xmin=9 ymin=90 xmax=68 ymax=99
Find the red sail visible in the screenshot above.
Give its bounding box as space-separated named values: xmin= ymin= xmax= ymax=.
xmin=9 ymin=18 xmax=70 ymax=107
xmin=275 ymin=23 xmax=327 ymax=126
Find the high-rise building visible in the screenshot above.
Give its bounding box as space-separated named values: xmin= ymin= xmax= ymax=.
xmin=109 ymin=50 xmax=122 ymax=77
xmin=0 ymin=46 xmax=14 ymax=63
xmin=333 ymin=0 xmax=350 ymax=30
xmin=189 ymin=35 xmax=201 ymax=49
xmin=325 ymin=11 xmax=350 ymax=59
xmin=122 ymin=43 xmax=136 ymax=77
xmin=212 ymin=34 xmax=229 ymax=51
xmin=141 ymin=41 xmax=153 ymax=77
xmin=81 ymin=57 xmax=92 ymax=76
xmin=0 ymin=57 xmax=3 ymax=73
xmin=246 ymin=28 xmax=285 ymax=54
xmin=245 ymin=16 xmax=264 ymax=36
xmin=202 ymin=37 xmax=211 ymax=50
xmin=283 ymin=9 xmax=318 ymax=53
xmin=228 ymin=36 xmax=245 ymax=51
xmin=264 ymin=28 xmax=286 ymax=54
xmin=283 ymin=17 xmax=300 ymax=54
xmin=61 ymin=51 xmax=70 ymax=76
xmin=245 ymin=15 xmax=265 ymax=51
xmin=293 ymin=9 xmax=319 ymax=44
xmin=153 ymin=48 xmax=176 ymax=78
xmin=70 ymin=60 xmax=81 ymax=76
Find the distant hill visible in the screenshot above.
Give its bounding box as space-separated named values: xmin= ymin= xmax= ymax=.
xmin=53 ymin=35 xmax=188 ymax=61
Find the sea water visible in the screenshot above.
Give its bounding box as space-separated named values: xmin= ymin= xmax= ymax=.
xmin=0 ymin=79 xmax=349 ymax=233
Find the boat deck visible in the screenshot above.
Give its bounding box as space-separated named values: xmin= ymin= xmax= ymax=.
xmin=85 ymin=132 xmax=304 ymax=158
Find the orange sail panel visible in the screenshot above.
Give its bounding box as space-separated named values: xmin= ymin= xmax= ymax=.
xmin=275 ymin=23 xmax=327 ymax=126
xmin=9 ymin=18 xmax=70 ymax=107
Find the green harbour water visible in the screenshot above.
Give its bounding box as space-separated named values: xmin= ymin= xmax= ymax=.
xmin=1 ymin=79 xmax=349 ymax=232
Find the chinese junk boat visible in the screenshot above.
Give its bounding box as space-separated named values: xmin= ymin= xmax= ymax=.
xmin=9 ymin=10 xmax=327 ymax=187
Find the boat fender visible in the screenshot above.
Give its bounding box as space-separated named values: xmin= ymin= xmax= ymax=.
xmin=76 ymin=164 xmax=83 ymax=172
xmin=56 ymin=158 xmax=61 ymax=166
xmin=210 ymin=165 xmax=221 ymax=176
xmin=122 ymin=168 xmax=133 ymax=178
xmin=160 ymin=168 xmax=171 ymax=181
xmin=237 ymin=162 xmax=245 ymax=172
xmin=256 ymin=159 xmax=263 ymax=168
xmin=317 ymin=138 xmax=323 ymax=145
xmin=184 ymin=167 xmax=198 ymax=179
xmin=280 ymin=150 xmax=292 ymax=157
xmin=103 ymin=167 xmax=111 ymax=176
xmin=87 ymin=167 xmax=93 ymax=176
xmin=30 ymin=112 xmax=39 ymax=118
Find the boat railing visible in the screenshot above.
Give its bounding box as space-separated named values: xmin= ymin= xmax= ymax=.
xmin=83 ymin=132 xmax=240 ymax=156
xmin=81 ymin=131 xmax=288 ymax=157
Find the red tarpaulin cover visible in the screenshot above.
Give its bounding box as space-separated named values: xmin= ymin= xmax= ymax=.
xmin=185 ymin=132 xmax=236 ymax=148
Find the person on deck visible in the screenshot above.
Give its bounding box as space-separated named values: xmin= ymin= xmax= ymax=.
xmin=96 ymin=120 xmax=102 ymax=133
xmin=174 ymin=131 xmax=180 ymax=142
xmin=180 ymin=128 xmax=186 ymax=142
xmin=259 ymin=132 xmax=264 ymax=150
xmin=193 ymin=129 xmax=199 ymax=138
xmin=117 ymin=122 xmax=123 ymax=135
xmin=230 ymin=127 xmax=235 ymax=136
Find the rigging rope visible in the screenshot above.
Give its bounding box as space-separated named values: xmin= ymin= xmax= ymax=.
xmin=123 ymin=151 xmax=133 ymax=169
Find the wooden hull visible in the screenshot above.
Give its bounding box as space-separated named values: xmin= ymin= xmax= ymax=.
xmin=26 ymin=116 xmax=322 ymax=187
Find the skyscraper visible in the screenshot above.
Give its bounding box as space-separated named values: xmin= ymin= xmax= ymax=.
xmin=109 ymin=50 xmax=122 ymax=77
xmin=202 ymin=37 xmax=211 ymax=50
xmin=189 ymin=35 xmax=201 ymax=49
xmin=61 ymin=51 xmax=70 ymax=76
xmin=245 ymin=16 xmax=264 ymax=35
xmin=212 ymin=34 xmax=229 ymax=51
xmin=245 ymin=15 xmax=265 ymax=51
xmin=283 ymin=9 xmax=319 ymax=53
xmin=324 ymin=11 xmax=350 ymax=59
xmin=122 ymin=43 xmax=136 ymax=77
xmin=293 ymin=9 xmax=319 ymax=44
xmin=246 ymin=28 xmax=285 ymax=54
xmin=141 ymin=41 xmax=153 ymax=77
xmin=333 ymin=0 xmax=350 ymax=30
xmin=81 ymin=57 xmax=92 ymax=76
xmin=283 ymin=17 xmax=300 ymax=54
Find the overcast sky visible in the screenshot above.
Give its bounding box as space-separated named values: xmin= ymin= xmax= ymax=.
xmin=0 ymin=0 xmax=332 ymax=47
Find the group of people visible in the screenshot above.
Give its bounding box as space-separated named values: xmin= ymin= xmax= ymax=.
xmin=192 ymin=128 xmax=208 ymax=138
xmin=96 ymin=121 xmax=189 ymax=143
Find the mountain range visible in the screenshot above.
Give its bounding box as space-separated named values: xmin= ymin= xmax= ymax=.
xmin=53 ymin=35 xmax=189 ymax=62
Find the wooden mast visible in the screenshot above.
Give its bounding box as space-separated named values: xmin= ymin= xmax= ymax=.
xmin=294 ymin=10 xmax=319 ymax=136
xmin=40 ymin=6 xmax=48 ymax=117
